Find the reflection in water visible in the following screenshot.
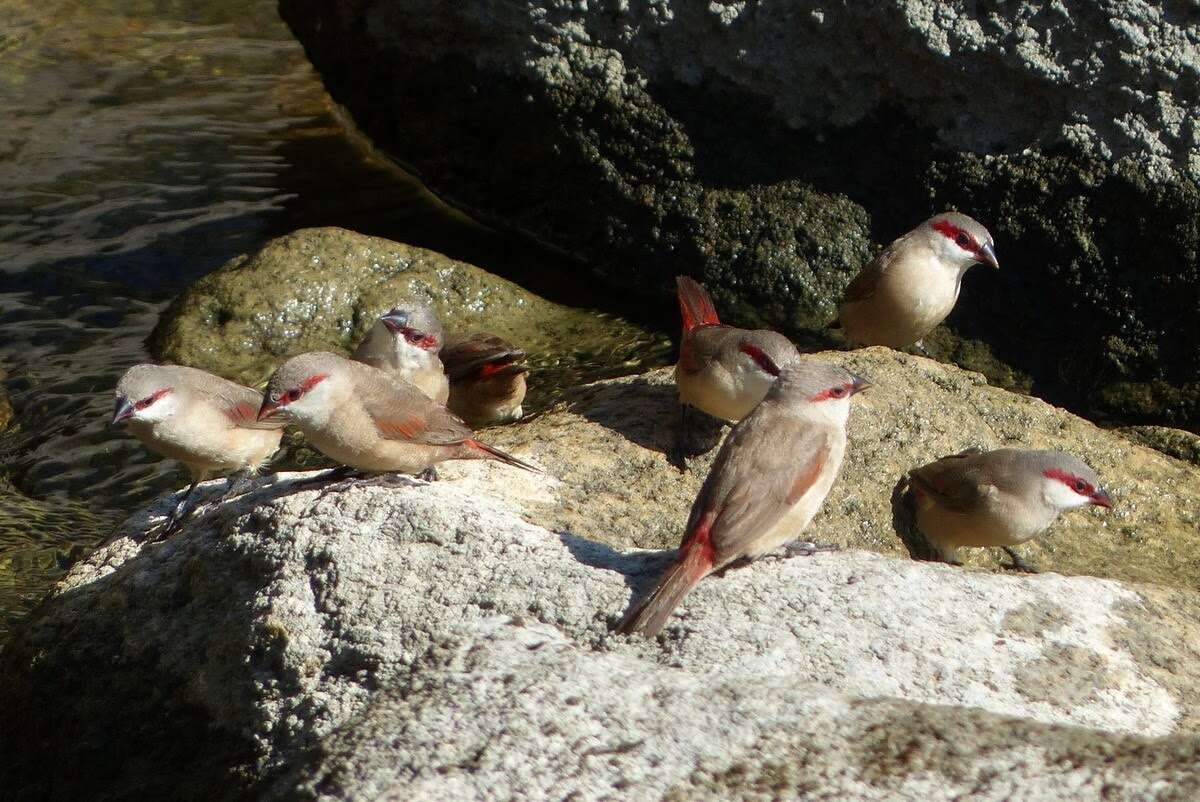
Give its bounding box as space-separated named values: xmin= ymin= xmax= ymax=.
xmin=0 ymin=0 xmax=669 ymax=634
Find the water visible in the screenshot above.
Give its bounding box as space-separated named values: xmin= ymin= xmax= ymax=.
xmin=0 ymin=0 xmax=669 ymax=635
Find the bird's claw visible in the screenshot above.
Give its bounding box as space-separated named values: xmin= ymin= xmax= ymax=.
xmin=775 ymin=540 xmax=840 ymax=559
xmin=416 ymin=466 xmax=439 ymax=482
xmin=1002 ymin=547 xmax=1038 ymax=574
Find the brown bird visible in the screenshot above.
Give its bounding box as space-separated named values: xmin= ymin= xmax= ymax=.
xmin=112 ymin=364 xmax=285 ymax=536
xmin=440 ymin=333 xmax=529 ymax=428
xmin=839 ymin=212 xmax=998 ymax=349
xmin=257 ymin=352 xmax=536 ymax=478
xmin=673 ymin=275 xmax=800 ymax=462
xmin=618 ymin=360 xmax=869 ymax=638
xmin=352 ymin=303 xmax=450 ymax=404
xmin=907 ymin=448 xmax=1111 ymax=569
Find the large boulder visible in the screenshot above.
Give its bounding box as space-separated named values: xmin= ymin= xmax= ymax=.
xmin=147 ymin=227 xmax=669 ymax=407
xmin=277 ymin=0 xmax=1200 ymax=429
xmin=3 ymin=475 xmax=1200 ymax=800
xmin=456 ymin=348 xmax=1200 ymax=591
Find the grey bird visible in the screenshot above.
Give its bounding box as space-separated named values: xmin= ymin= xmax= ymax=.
xmin=112 ymin=364 xmax=286 ymax=537
xmin=839 ymin=212 xmax=998 ymax=349
xmin=257 ymin=351 xmax=536 ymax=477
xmin=440 ymin=333 xmax=529 ymax=428
xmin=618 ymin=360 xmax=869 ymax=638
xmin=352 ymin=302 xmax=450 ymax=405
xmin=907 ymin=447 xmax=1112 ymax=569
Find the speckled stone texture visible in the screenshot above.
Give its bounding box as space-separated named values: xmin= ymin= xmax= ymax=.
xmin=3 ymin=468 xmax=1200 ymax=799
xmin=277 ymin=0 xmax=1200 ymax=428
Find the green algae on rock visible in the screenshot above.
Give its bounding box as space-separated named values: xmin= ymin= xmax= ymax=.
xmin=444 ymin=348 xmax=1200 ymax=592
xmin=147 ymin=227 xmax=670 ymax=410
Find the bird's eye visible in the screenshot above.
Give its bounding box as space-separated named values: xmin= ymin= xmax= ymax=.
xmin=955 ymin=232 xmax=971 ymax=248
xmin=286 ymin=389 xmax=301 ymax=402
xmin=406 ymin=329 xmax=425 ymax=343
xmin=1072 ymin=478 xmax=1088 ymax=493
xmin=830 ymin=386 xmax=848 ymax=398
xmin=135 ymin=396 xmax=154 ymax=410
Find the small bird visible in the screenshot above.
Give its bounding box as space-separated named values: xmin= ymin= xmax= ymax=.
xmin=618 ymin=360 xmax=869 ymax=638
xmin=673 ymin=275 xmax=800 ymax=462
xmin=352 ymin=303 xmax=450 ymax=405
xmin=906 ymin=448 xmax=1112 ymax=569
xmin=838 ymin=212 xmax=998 ymax=349
xmin=440 ymin=333 xmax=529 ymax=428
xmin=112 ymin=364 xmax=285 ymax=536
xmin=257 ymin=352 xmax=537 ymax=477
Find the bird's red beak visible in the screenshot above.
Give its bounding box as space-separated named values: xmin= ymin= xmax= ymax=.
xmin=257 ymin=398 xmax=278 ymax=422
xmin=1090 ymin=489 xmax=1112 ymax=508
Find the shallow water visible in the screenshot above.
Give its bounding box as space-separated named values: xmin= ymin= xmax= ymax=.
xmin=0 ymin=0 xmax=669 ymax=635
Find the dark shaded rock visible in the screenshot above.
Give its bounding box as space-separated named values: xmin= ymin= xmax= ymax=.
xmin=277 ymin=0 xmax=1200 ymax=428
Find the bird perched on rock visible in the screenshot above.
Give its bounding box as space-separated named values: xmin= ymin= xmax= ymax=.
xmin=838 ymin=212 xmax=998 ymax=349
xmin=257 ymin=352 xmax=537 ymax=479
xmin=352 ymin=303 xmax=450 ymax=405
xmin=673 ymin=275 xmax=800 ymax=464
xmin=905 ymin=448 xmax=1111 ymax=570
xmin=617 ymin=360 xmax=869 ymax=638
xmin=440 ymin=333 xmax=529 ymax=428
xmin=112 ymin=364 xmax=286 ymax=537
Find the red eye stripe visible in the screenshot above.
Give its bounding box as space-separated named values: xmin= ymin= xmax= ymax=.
xmin=932 ymin=219 xmax=977 ymax=252
xmin=810 ymin=383 xmax=852 ymax=402
xmin=300 ymin=373 xmax=329 ymax=394
xmin=1043 ymin=468 xmax=1093 ymax=495
xmin=739 ymin=343 xmax=781 ymax=376
xmin=135 ymin=387 xmax=173 ymax=410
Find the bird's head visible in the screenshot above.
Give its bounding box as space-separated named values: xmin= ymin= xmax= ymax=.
xmin=377 ymin=303 xmax=444 ymax=352
xmin=258 ymin=352 xmax=340 ymax=424
xmin=1030 ymin=451 xmax=1112 ymax=511
xmin=924 ymin=211 xmax=998 ymax=272
xmin=113 ymin=364 xmax=180 ymax=425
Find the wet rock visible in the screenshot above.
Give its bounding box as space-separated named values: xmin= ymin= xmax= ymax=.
xmin=147 ymin=227 xmax=669 ymax=408
xmin=4 ymin=475 xmax=1200 ymax=799
xmin=278 ymin=0 xmax=1200 ymax=428
xmin=0 ymin=371 xmax=10 ymax=432
xmin=455 ymin=348 xmax=1200 ymax=590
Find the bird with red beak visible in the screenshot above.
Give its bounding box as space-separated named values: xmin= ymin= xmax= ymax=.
xmin=112 ymin=364 xmax=286 ymax=537
xmin=440 ymin=333 xmax=529 ymax=428
xmin=352 ymin=302 xmax=450 ymax=405
xmin=617 ymin=359 xmax=869 ymax=638
xmin=906 ymin=447 xmax=1112 ymax=570
xmin=673 ymin=275 xmax=801 ymax=464
xmin=257 ymin=351 xmax=537 ymax=478
xmin=839 ymin=212 xmax=999 ymax=349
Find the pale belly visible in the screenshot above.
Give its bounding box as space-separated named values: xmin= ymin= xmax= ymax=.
xmin=304 ymin=425 xmax=445 ymax=474
xmin=841 ymin=268 xmax=960 ymax=348
xmin=131 ymin=419 xmax=281 ymax=478
xmin=915 ymin=495 xmax=1050 ymax=549
xmin=676 ymin=361 xmax=773 ymax=422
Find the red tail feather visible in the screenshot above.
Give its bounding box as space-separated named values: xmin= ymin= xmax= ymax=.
xmin=465 ymin=439 xmax=540 ymax=473
xmin=676 ymin=276 xmax=720 ymax=332
xmin=617 ymin=511 xmax=716 ymax=637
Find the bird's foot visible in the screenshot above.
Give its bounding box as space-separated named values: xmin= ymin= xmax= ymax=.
xmin=911 ymin=340 xmax=931 ymax=357
xmin=1002 ymin=547 xmax=1038 ymax=574
xmin=416 ymin=466 xmax=439 ymax=482
xmin=772 ymin=540 xmax=841 ymax=560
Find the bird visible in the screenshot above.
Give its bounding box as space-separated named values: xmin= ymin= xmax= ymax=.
xmin=905 ymin=447 xmax=1112 ymax=570
xmin=617 ymin=359 xmax=869 ymax=638
xmin=352 ymin=303 xmax=450 ymax=405
xmin=112 ymin=364 xmax=285 ymax=537
xmin=838 ymin=212 xmax=998 ymax=350
xmin=440 ymin=333 xmax=529 ymax=428
xmin=673 ymin=275 xmax=801 ymax=464
xmin=257 ymin=351 xmax=537 ymax=479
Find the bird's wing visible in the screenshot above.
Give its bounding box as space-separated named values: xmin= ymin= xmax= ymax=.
xmin=686 ymin=413 xmax=835 ymax=562
xmin=907 ymin=448 xmax=994 ymax=513
xmin=841 ymin=234 xmax=911 ymax=304
xmin=185 ymin=368 xmax=287 ymax=431
xmin=353 ymin=363 xmax=473 ymax=446
xmin=678 ymin=324 xmax=737 ymax=374
xmin=440 ymin=333 xmax=526 ymax=381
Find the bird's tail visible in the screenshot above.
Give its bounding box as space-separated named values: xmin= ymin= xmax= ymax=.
xmin=676 ymin=276 xmax=720 ymax=332
xmin=465 ymin=439 xmax=541 ymax=473
xmin=617 ymin=546 xmax=711 ymax=638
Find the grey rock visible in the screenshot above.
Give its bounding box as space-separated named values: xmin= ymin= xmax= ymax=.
xmin=278 ymin=0 xmax=1200 ymax=427
xmin=4 ymin=471 xmax=1200 ymax=799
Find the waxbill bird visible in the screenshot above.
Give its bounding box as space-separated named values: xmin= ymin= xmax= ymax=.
xmin=839 ymin=212 xmax=998 ymax=349
xmin=112 ymin=364 xmax=285 ymax=537
xmin=906 ymin=448 xmax=1111 ymax=569
xmin=673 ymin=275 xmax=800 ymax=463
xmin=352 ymin=303 xmax=450 ymax=405
xmin=440 ymin=333 xmax=529 ymax=427
xmin=617 ymin=360 xmax=869 ymax=638
xmin=257 ymin=351 xmax=537 ymax=478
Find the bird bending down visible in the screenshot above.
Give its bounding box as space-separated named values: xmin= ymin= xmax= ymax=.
xmin=440 ymin=333 xmax=529 ymax=428
xmin=257 ymin=351 xmax=537 ymax=478
xmin=906 ymin=447 xmax=1111 ymax=570
xmin=673 ymin=275 xmax=800 ymax=463
xmin=618 ymin=359 xmax=869 ymax=638
xmin=839 ymin=212 xmax=998 ymax=350
xmin=112 ymin=364 xmax=285 ymax=538
xmin=352 ymin=302 xmax=450 ymax=405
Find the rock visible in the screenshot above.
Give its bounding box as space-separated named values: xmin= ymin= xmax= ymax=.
xmin=4 ymin=475 xmax=1200 ymax=799
xmin=147 ymin=227 xmax=669 ymax=408
xmin=451 ymin=348 xmax=1200 ymax=590
xmin=0 ymin=368 xmax=10 ymax=432
xmin=1120 ymin=425 xmax=1200 ymax=467
xmin=278 ymin=0 xmax=1200 ymax=428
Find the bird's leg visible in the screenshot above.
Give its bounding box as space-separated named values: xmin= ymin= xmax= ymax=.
xmin=153 ymin=479 xmax=200 ymax=541
xmin=216 ymin=469 xmax=257 ymax=503
xmin=911 ymin=339 xmax=930 ymax=357
xmin=1001 ymin=547 xmax=1038 ymax=574
xmin=289 ymin=465 xmax=359 ymax=489
xmin=416 ymin=466 xmax=439 ymax=482
xmin=671 ymin=404 xmax=695 ymax=471
xmin=774 ymin=540 xmax=841 ymax=559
